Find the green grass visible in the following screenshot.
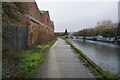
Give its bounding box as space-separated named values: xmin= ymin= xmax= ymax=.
xmin=17 ymin=39 xmax=57 ymax=77
xmin=19 ymin=50 xmax=44 ymax=77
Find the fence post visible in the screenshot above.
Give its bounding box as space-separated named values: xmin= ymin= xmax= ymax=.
xmin=26 ymin=17 xmax=29 ymax=49
xmin=16 ymin=22 xmax=18 ymax=51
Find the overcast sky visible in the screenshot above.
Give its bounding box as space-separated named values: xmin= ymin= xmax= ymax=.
xmin=35 ymin=0 xmax=119 ymax=32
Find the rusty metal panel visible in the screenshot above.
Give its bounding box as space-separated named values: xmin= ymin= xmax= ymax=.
xmin=28 ymin=20 xmax=39 ymax=47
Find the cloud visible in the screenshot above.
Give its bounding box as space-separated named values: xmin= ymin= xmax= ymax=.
xmin=36 ymin=1 xmax=118 ymax=32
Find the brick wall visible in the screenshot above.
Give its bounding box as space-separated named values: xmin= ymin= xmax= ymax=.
xmin=3 ymin=2 xmax=54 ymax=49
xmin=25 ymin=2 xmax=54 ymax=47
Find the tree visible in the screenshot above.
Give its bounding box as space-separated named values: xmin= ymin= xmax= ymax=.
xmin=64 ymin=29 xmax=68 ymax=35
xmin=73 ymin=20 xmax=118 ymax=37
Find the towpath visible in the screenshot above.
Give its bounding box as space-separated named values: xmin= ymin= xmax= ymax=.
xmin=35 ymin=38 xmax=94 ymax=78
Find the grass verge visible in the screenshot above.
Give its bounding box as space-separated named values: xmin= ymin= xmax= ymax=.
xmin=64 ymin=38 xmax=118 ymax=79
xmin=16 ymin=39 xmax=57 ymax=77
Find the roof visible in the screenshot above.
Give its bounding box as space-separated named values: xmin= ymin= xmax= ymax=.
xmin=40 ymin=10 xmax=48 ymax=14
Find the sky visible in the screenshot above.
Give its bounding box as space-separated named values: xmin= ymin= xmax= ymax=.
xmin=35 ymin=0 xmax=119 ymax=32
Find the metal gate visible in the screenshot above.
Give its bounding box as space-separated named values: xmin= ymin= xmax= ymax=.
xmin=2 ymin=25 xmax=28 ymax=51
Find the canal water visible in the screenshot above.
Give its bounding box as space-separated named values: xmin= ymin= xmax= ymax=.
xmin=68 ymin=38 xmax=120 ymax=73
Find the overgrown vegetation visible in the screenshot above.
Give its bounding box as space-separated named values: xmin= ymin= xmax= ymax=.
xmin=2 ymin=2 xmax=28 ymax=52
xmin=64 ymin=39 xmax=118 ymax=79
xmin=2 ymin=3 xmax=28 ymax=76
xmin=2 ymin=2 xmax=27 ymax=23
xmin=2 ymin=38 xmax=57 ymax=78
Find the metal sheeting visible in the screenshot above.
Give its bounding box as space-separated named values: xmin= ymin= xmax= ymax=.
xmin=2 ymin=25 xmax=28 ymax=51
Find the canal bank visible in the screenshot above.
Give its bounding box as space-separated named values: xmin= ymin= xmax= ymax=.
xmin=64 ymin=38 xmax=119 ymax=78
xmin=35 ymin=38 xmax=94 ymax=78
xmin=68 ymin=38 xmax=119 ymax=73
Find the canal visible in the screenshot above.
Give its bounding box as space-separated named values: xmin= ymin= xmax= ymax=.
xmin=68 ymin=38 xmax=120 ymax=74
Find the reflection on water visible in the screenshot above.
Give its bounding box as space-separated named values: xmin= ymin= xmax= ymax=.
xmin=68 ymin=39 xmax=120 ymax=73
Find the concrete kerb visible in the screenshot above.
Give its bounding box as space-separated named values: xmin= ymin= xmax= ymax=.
xmin=63 ymin=38 xmax=111 ymax=79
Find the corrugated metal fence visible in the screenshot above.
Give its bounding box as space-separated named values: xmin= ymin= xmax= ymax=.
xmin=2 ymin=25 xmax=28 ymax=51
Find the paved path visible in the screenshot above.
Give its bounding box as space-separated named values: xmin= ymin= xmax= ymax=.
xmin=35 ymin=38 xmax=94 ymax=78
